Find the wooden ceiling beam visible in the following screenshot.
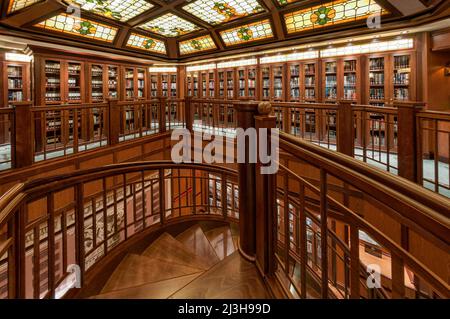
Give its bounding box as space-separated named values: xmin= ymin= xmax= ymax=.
xmin=0 ymin=0 xmax=65 ymax=27
xmin=260 ymin=0 xmax=285 ymax=40
xmin=127 ymin=0 xmax=187 ymax=27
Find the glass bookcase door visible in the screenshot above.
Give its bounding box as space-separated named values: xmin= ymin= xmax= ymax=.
xmin=272 ymin=65 xmax=284 ymax=100
xmin=226 ymin=70 xmax=234 ymax=99
xmin=201 ymin=72 xmax=207 ymax=97
xmin=108 ymin=66 xmax=118 ymax=99
xmin=304 ymin=63 xmax=316 ymax=102
xmin=193 ymin=74 xmax=199 ymax=97
xmin=150 ymin=74 xmax=158 ymax=97
xmin=162 ymin=74 xmax=169 ymax=97
xmin=368 ymin=56 xmax=386 ymax=106
xmin=218 ymin=71 xmax=225 ymax=98
xmin=238 ymin=69 xmax=245 ymax=98
xmin=90 ymin=64 xmax=103 ymax=102
xmin=7 ymin=65 xmax=24 ymax=102
xmin=137 ymin=69 xmax=146 ymax=98
xmin=343 ymin=59 xmax=357 ymax=101
xmin=208 ymin=72 xmax=215 ymax=98
xmin=261 ymin=66 xmax=270 ymax=100
xmin=393 ymin=55 xmax=411 ymax=101
xmin=324 ymin=61 xmax=337 ymax=102
xmin=170 ymin=74 xmax=177 ymax=97
xmin=45 ymin=60 xmax=62 ymax=103
xmin=289 ymin=64 xmax=300 ymax=101
xmin=247 ymin=68 xmax=256 ymax=99
xmin=125 ymin=68 xmax=135 ymax=99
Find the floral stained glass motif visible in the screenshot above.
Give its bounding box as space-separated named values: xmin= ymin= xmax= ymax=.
xmin=66 ymin=0 xmax=154 ymax=22
xmin=35 ymin=14 xmax=117 ymax=42
xmin=220 ymin=19 xmax=273 ymax=46
xmin=126 ymin=33 xmax=166 ymax=54
xmin=277 ymin=0 xmax=299 ymax=5
xmin=182 ymin=0 xmax=264 ymax=25
xmin=284 ymin=0 xmax=387 ymax=34
xmin=139 ymin=13 xmax=201 ymax=37
xmin=179 ymin=35 xmax=217 ymax=55
xmin=7 ymin=0 xmax=43 ymax=13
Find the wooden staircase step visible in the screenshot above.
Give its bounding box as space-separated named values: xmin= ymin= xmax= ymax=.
xmin=90 ymin=273 xmax=202 ymax=299
xmin=169 ymin=252 xmax=269 ymax=299
xmin=176 ymin=225 xmax=220 ymax=268
xmin=142 ymin=233 xmax=210 ymax=270
xmin=101 ymin=254 xmax=203 ymax=294
xmin=203 ymin=226 xmax=236 ymax=260
xmin=229 ymin=223 xmax=240 ymax=248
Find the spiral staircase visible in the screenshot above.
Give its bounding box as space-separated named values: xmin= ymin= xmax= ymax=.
xmin=88 ymin=223 xmax=269 ymax=299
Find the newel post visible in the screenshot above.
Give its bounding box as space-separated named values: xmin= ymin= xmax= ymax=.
xmin=236 ymin=101 xmax=258 ymax=260
xmin=184 ymin=96 xmax=193 ymax=131
xmin=159 ymin=97 xmax=167 ymax=133
xmin=395 ymin=101 xmax=424 ymax=182
xmin=337 ymin=100 xmax=354 ymax=157
xmin=254 ymin=101 xmax=277 ymax=275
xmin=107 ymin=98 xmax=120 ymax=146
xmin=13 ymin=101 xmax=33 ymax=168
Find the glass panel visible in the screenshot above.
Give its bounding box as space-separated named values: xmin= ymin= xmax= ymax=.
xmin=220 ymin=19 xmax=273 ymax=46
xmin=182 ymin=0 xmax=264 ymax=25
xmin=126 ymin=33 xmax=167 ymax=54
xmin=35 ymin=14 xmax=117 ymax=42
xmin=45 ymin=60 xmax=61 ymax=103
xmin=91 ymin=64 xmax=103 ymax=102
xmin=7 ymin=0 xmax=43 ymax=13
xmin=284 ymin=0 xmax=387 ymax=34
xmin=69 ymin=0 xmax=153 ymax=22
xmin=139 ymin=13 xmax=200 ymax=37
xmin=393 ymin=55 xmax=411 ymax=101
xmin=108 ymin=66 xmax=118 ymax=98
xmin=7 ymin=65 xmax=24 ymax=102
xmin=324 ymin=61 xmax=337 ymax=101
xmin=179 ymin=35 xmax=216 ymax=55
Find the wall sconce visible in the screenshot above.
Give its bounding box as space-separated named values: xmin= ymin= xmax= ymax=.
xmin=445 ymin=63 xmax=450 ymax=77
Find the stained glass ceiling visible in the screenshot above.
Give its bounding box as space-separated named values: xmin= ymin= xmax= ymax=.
xmin=182 ymin=0 xmax=264 ymax=25
xmin=66 ymin=0 xmax=154 ymax=22
xmin=2 ymin=0 xmax=415 ymax=58
xmin=139 ymin=13 xmax=201 ymax=37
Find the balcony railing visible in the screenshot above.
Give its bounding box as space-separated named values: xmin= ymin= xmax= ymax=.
xmin=276 ymin=132 xmax=449 ymax=299
xmin=0 ymin=98 xmax=449 ymax=199
xmin=0 ymin=161 xmax=238 ymax=299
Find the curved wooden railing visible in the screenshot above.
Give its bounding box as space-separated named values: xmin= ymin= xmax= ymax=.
xmin=276 ymin=132 xmax=450 ymax=299
xmin=0 ymin=161 xmax=238 ymax=299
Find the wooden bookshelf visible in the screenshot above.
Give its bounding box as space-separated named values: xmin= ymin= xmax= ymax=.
xmin=259 ymin=64 xmax=285 ymax=101
xmin=236 ymin=66 xmax=257 ymax=100
xmin=1 ymin=60 xmax=30 ymax=107
xmin=303 ymin=61 xmax=319 ymax=103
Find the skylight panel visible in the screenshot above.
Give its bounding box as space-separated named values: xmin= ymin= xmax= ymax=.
xmin=182 ymin=0 xmax=264 ymax=25
xmin=35 ymin=13 xmax=117 ymax=43
xmin=67 ymin=0 xmax=154 ymax=22
xmin=220 ymin=19 xmax=273 ymax=46
xmin=284 ymin=0 xmax=387 ymax=34
xmin=139 ymin=13 xmax=201 ymax=37
xmin=179 ymin=35 xmax=217 ymax=55
xmin=7 ymin=0 xmax=43 ymax=13
xmin=127 ymin=33 xmax=167 ymax=54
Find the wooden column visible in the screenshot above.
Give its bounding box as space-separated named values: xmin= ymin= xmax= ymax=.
xmin=236 ymin=101 xmax=258 ymax=260
xmin=13 ymin=101 xmax=33 ymax=168
xmin=337 ymin=100 xmax=354 ymax=157
xmin=107 ymin=99 xmax=120 ymax=146
xmin=184 ymin=96 xmax=192 ymax=131
xmin=159 ymin=97 xmax=167 ymax=133
xmin=255 ymin=103 xmax=277 ymax=275
xmin=395 ymin=101 xmax=424 ymax=182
